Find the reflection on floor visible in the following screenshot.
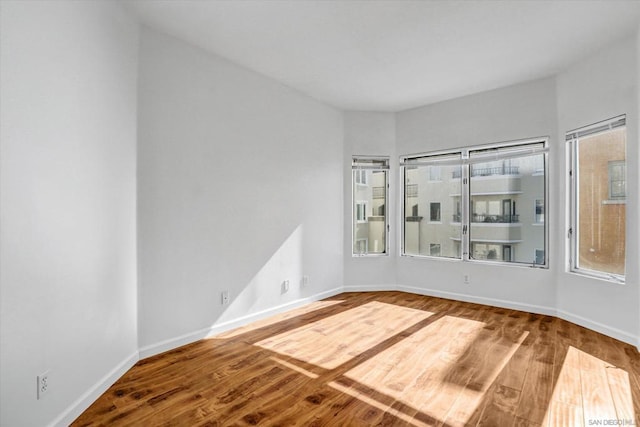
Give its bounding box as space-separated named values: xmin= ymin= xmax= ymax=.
xmin=72 ymin=291 xmax=640 ymax=426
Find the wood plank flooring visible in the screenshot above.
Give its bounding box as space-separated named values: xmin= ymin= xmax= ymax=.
xmin=72 ymin=292 xmax=640 ymax=426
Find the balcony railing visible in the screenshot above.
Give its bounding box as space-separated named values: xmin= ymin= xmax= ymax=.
xmin=405 ymin=184 xmax=418 ymax=197
xmin=472 ymin=214 xmax=519 ymax=223
xmin=372 ymin=186 xmax=385 ymax=199
xmin=452 ymin=166 xmax=520 ymax=179
xmin=452 ymin=214 xmax=519 ymax=223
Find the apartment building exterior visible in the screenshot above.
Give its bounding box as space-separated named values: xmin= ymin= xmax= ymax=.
xmin=404 ymin=153 xmax=546 ymax=265
xmin=353 ymin=168 xmax=387 ymax=255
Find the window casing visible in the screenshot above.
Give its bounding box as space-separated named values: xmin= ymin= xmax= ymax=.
xmin=352 ymin=157 xmax=389 ymax=256
xmin=401 ymin=139 xmax=548 ymax=268
xmin=567 ymin=116 xmax=626 ymax=283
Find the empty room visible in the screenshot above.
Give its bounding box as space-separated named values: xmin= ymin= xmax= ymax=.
xmin=2 ymin=0 xmax=640 ymax=426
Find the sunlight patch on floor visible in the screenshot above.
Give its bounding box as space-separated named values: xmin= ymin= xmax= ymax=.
xmin=255 ymin=301 xmax=433 ymax=369
xmin=340 ymin=316 xmax=527 ymax=427
xmin=542 ymin=346 xmax=635 ymax=427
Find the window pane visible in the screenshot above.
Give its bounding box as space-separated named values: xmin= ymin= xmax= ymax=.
xmin=535 ymin=199 xmax=544 ymax=223
xmin=352 ymin=159 xmax=388 ymax=255
xmin=469 ymin=153 xmax=545 ymax=265
xmin=608 ymin=160 xmax=626 ymax=199
xmin=404 ymin=161 xmax=461 ymax=258
xmin=429 ymin=166 xmax=441 ymax=181
xmin=574 ymin=127 xmax=626 ymax=276
xmin=430 ymin=202 xmax=441 ymax=222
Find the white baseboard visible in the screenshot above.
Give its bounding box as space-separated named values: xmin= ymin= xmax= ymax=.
xmin=556 ymin=309 xmax=638 ymax=348
xmin=397 ymin=284 xmax=557 ymax=317
xmin=342 ymin=284 xmax=398 ymax=292
xmin=138 ymin=325 xmax=213 ymax=360
xmin=138 ymin=287 xmax=344 ymax=359
xmin=51 ymin=350 xmax=139 ymax=427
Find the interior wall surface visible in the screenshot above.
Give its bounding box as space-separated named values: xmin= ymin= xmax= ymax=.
xmin=0 ymin=1 xmax=139 ymax=425
xmin=137 ymin=28 xmax=344 ymax=354
xmin=343 ymin=112 xmax=397 ymax=289
xmin=556 ymin=34 xmax=639 ymax=344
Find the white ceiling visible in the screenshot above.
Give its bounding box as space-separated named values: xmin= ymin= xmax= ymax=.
xmin=125 ymin=0 xmax=640 ymax=112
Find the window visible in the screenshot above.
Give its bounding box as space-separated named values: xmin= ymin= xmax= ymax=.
xmin=453 ymin=200 xmax=461 ymax=223
xmin=535 ymin=199 xmax=544 ymax=223
xmin=468 ymin=142 xmax=546 ymax=265
xmin=355 ymin=201 xmax=368 ymax=223
xmin=402 ymin=153 xmax=462 ymax=258
xmin=402 ymin=139 xmax=547 ymax=267
xmin=355 ymin=239 xmax=368 ymax=255
xmin=568 ymin=116 xmax=626 ymax=282
xmin=429 ymin=166 xmax=441 ymax=181
xmin=535 ymin=249 xmax=545 ymax=266
xmin=355 ymin=169 xmax=367 ymax=185
xmin=608 ymin=160 xmax=626 ymax=200
xmin=430 ymin=202 xmax=441 ymax=222
xmin=430 ymin=244 xmax=441 ymax=256
xmin=352 ymin=157 xmax=389 ymax=256
xmin=471 ymin=243 xmax=501 ymax=260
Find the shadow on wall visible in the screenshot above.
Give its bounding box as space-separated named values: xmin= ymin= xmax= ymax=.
xmin=215 ymin=224 xmax=307 ymax=325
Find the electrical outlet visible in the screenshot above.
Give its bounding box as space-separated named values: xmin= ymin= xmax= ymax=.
xmin=301 ymin=275 xmax=310 ymax=287
xmin=221 ymin=290 xmax=229 ymax=305
xmin=463 ymin=274 xmax=470 ymax=285
xmin=281 ymin=280 xmax=290 ymax=293
xmin=37 ymin=371 xmax=49 ymax=399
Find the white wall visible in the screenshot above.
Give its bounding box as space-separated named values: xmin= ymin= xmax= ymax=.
xmin=394 ymin=77 xmax=559 ymax=313
xmin=137 ymin=28 xmax=344 ymax=354
xmin=343 ymin=112 xmax=397 ymax=289
xmin=556 ymin=35 xmax=639 ymax=344
xmin=0 ymin=1 xmax=139 ymax=426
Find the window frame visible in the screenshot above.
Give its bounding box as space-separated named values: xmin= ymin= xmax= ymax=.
xmin=400 ymin=150 xmax=463 ymax=260
xmin=400 ymin=137 xmax=549 ymax=268
xmin=567 ymin=115 xmax=626 ymax=284
xmin=352 ymin=156 xmax=390 ymax=257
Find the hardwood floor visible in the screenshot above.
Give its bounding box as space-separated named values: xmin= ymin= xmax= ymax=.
xmin=73 ymin=292 xmax=640 ymax=426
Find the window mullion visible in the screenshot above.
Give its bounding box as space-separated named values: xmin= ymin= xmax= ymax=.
xmin=462 ymin=162 xmax=470 ymax=261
